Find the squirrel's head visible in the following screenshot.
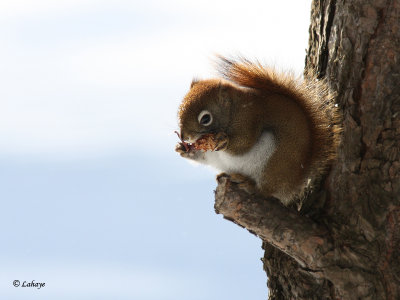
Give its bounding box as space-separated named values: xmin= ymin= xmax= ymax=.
xmin=178 ymin=79 xmax=233 ymax=143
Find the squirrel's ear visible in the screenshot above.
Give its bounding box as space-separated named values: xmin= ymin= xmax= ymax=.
xmin=190 ymin=78 xmax=200 ymax=89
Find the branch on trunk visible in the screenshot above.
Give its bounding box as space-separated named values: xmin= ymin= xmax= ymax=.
xmin=214 ymin=174 xmax=381 ymax=296
xmin=214 ymin=174 xmax=332 ymax=271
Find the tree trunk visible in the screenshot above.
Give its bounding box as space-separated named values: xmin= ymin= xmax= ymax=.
xmin=214 ymin=0 xmax=400 ymax=299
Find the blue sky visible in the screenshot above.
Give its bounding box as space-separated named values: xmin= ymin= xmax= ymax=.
xmin=0 ymin=1 xmax=310 ymax=299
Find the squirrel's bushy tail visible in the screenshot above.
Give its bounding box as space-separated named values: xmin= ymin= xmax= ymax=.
xmin=217 ymin=56 xmax=342 ymax=179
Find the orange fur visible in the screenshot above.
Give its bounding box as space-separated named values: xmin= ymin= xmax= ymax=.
xmin=217 ymin=57 xmax=342 ymax=182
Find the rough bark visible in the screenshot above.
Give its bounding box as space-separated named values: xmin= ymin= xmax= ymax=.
xmin=214 ymin=0 xmax=400 ymax=299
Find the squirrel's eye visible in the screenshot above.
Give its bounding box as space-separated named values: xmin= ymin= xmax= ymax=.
xmin=198 ymin=110 xmax=213 ymax=126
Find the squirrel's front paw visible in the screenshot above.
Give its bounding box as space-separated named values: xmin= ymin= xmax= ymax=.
xmin=214 ymin=132 xmax=229 ymax=151
xmin=175 ymin=143 xmax=198 ymax=159
xmin=175 ymin=143 xmax=190 ymax=157
xmin=175 ymin=143 xmax=187 ymax=155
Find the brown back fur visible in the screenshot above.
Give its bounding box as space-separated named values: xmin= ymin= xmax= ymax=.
xmin=217 ymin=57 xmax=342 ymax=199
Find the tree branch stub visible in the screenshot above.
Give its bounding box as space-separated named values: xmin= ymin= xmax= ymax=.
xmin=214 ymin=174 xmax=332 ymax=271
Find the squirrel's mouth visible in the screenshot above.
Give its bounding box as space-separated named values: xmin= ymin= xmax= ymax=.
xmin=174 ymin=131 xmax=196 ymax=152
xmin=175 ymin=131 xmax=218 ymax=152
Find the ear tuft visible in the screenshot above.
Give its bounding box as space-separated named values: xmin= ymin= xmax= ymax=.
xmin=217 ymin=80 xmax=232 ymax=108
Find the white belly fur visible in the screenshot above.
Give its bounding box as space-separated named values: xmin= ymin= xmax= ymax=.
xmin=202 ymin=131 xmax=276 ymax=186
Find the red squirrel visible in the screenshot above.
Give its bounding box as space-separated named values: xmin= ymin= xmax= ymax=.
xmin=175 ymin=57 xmax=341 ymax=205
